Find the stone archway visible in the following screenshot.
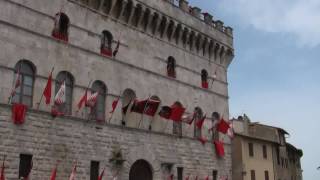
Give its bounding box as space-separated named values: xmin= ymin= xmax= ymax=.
xmin=129 ymin=159 xmax=153 ymax=180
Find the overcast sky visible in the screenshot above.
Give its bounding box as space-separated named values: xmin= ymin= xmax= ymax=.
xmin=188 ymin=0 xmax=320 ymax=179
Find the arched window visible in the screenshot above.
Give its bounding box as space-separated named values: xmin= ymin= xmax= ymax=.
xmin=121 ymin=88 xmax=136 ymax=125
xmin=194 ymin=107 xmax=203 ymax=138
xmin=55 ymin=71 xmax=74 ymax=115
xmin=52 ymin=12 xmax=70 ymax=42
xmin=167 ymin=56 xmax=176 ymax=78
xmin=172 ymin=101 xmax=183 ymax=136
xmin=12 ymin=60 xmax=36 ymax=107
xmin=101 ymin=30 xmax=113 ymax=56
xmin=201 ymin=69 xmax=208 ymax=89
xmin=211 ymin=112 xmax=220 ymax=140
xmin=90 ymin=80 xmax=107 ymax=121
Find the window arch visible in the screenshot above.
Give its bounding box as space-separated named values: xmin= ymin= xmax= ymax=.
xmin=167 ymin=56 xmax=176 ymax=78
xmin=194 ymin=107 xmax=203 ymax=138
xmin=52 ymin=12 xmax=70 ymax=42
xmin=201 ymin=69 xmax=208 ymax=89
xmin=90 ymin=80 xmax=107 ymax=121
xmin=172 ymin=101 xmax=183 ymax=136
xmin=101 ymin=30 xmax=113 ymax=56
xmin=211 ymin=112 xmax=220 ymax=140
xmin=55 ymin=71 xmax=74 ymax=115
xmin=121 ymin=88 xmax=136 ymax=125
xmin=12 ymin=60 xmax=36 ymax=107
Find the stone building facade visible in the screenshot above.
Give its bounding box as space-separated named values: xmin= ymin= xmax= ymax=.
xmin=231 ymin=115 xmax=303 ymax=180
xmin=0 ymin=0 xmax=235 ymax=179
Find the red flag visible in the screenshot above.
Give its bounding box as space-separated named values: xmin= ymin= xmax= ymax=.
xmin=196 ymin=115 xmax=206 ymax=129
xmin=168 ymin=174 xmax=174 ymax=180
xmin=0 ymin=158 xmax=5 ymax=180
xmin=77 ymin=90 xmax=87 ymax=109
xmin=169 ymin=104 xmax=185 ymax=122
xmin=69 ymin=163 xmax=77 ymax=180
xmin=54 ymin=81 xmax=66 ymax=105
xmin=50 ymin=163 xmax=58 ymax=180
xmin=131 ymin=99 xmax=160 ymax=116
xmin=204 ymin=176 xmax=209 ymax=180
xmin=110 ymin=100 xmax=119 ymax=113
xmin=158 ymin=106 xmax=172 ymax=119
xmin=198 ymin=136 xmax=208 ymax=145
xmin=131 ymin=99 xmax=147 ymax=114
xmin=122 ymin=102 xmax=131 ymax=114
xmin=202 ymin=81 xmax=208 ymax=89
xmin=98 ymin=167 xmax=105 ymax=180
xmin=113 ymin=40 xmax=120 ymax=57
xmin=43 ymin=72 xmax=53 ymax=105
xmin=214 ymin=140 xmax=225 ymax=157
xmin=12 ymin=103 xmax=27 ymax=124
xmin=216 ymin=119 xmax=230 ymax=134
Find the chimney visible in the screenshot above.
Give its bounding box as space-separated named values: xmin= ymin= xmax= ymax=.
xmin=203 ymin=12 xmax=213 ymax=25
xmin=191 ymin=7 xmax=201 ymax=18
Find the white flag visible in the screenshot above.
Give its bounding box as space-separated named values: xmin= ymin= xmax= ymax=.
xmin=86 ymin=91 xmax=99 ymax=107
xmin=54 ymin=81 xmax=66 ymax=105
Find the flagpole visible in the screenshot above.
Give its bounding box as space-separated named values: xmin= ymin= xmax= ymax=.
xmin=138 ymin=95 xmax=151 ymax=128
xmin=108 ymin=91 xmax=122 ymax=124
xmin=37 ymin=67 xmax=54 ymax=110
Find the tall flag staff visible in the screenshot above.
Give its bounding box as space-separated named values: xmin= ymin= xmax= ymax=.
xmin=37 ymin=67 xmax=54 ymax=110
xmin=8 ymin=63 xmax=22 ymax=104
xmin=138 ymin=95 xmax=151 ymax=128
xmin=108 ymin=91 xmax=122 ymax=124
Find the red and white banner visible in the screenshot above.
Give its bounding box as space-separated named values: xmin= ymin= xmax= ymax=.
xmin=54 ymin=81 xmax=66 ymax=105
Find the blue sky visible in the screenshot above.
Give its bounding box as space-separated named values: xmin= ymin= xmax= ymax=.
xmin=188 ymin=0 xmax=320 ymax=179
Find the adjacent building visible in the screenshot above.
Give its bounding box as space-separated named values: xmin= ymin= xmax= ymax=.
xmin=0 ymin=0 xmax=234 ymax=179
xmin=231 ymin=115 xmax=303 ymax=180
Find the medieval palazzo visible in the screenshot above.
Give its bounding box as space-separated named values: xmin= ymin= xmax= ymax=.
xmin=0 ymin=0 xmax=235 ymax=179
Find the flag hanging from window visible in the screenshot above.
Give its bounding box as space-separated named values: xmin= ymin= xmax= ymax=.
xmin=86 ymin=92 xmax=99 ymax=107
xmin=12 ymin=103 xmax=27 ymax=125
xmin=196 ymin=115 xmax=206 ymax=129
xmin=169 ymin=104 xmax=185 ymax=122
xmin=131 ymin=99 xmax=160 ymax=116
xmin=158 ymin=106 xmax=172 ymax=119
xmin=54 ymin=81 xmax=66 ymax=105
xmin=43 ymin=71 xmax=53 ymax=105
xmin=216 ymin=119 xmax=230 ymax=134
xmin=214 ymin=140 xmax=225 ymax=157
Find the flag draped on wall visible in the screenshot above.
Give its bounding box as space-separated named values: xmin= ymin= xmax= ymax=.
xmin=12 ymin=103 xmax=27 ymax=124
xmin=131 ymin=99 xmax=160 ymax=116
xmin=43 ymin=71 xmax=53 ymax=105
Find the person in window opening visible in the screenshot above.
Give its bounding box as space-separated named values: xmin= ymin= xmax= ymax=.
xmin=52 ymin=12 xmax=69 ymax=42
xmin=167 ymin=58 xmax=176 ymax=78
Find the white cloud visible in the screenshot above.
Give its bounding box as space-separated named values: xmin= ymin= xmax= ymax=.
xmin=217 ymin=0 xmax=320 ymax=47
